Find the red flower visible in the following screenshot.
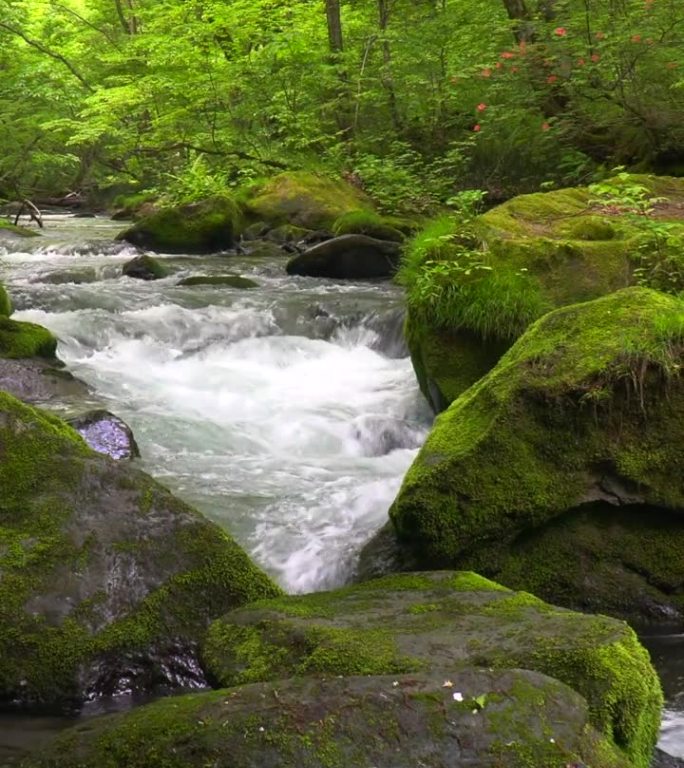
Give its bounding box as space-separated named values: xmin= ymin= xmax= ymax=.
xmin=577 ymin=57 xmax=586 ymax=66
xmin=500 ymin=51 xmax=515 ymax=59
xmin=477 ymin=103 xmax=487 ymax=112
xmin=631 ymin=34 xmax=642 ymax=43
xmin=481 ymin=67 xmax=492 ymax=78
xmin=473 ymin=124 xmax=481 ymax=132
xmin=591 ymin=53 xmax=601 ymax=62
xmin=541 ymin=122 xmax=551 ymax=132
xmin=546 ymin=74 xmax=558 ymax=84
xmin=554 ymin=27 xmax=567 ymax=37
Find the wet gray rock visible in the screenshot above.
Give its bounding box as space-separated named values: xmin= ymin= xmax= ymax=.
xmin=652 ymin=750 xmax=684 ymax=768
xmin=68 ymin=409 xmax=140 ymax=460
xmin=0 ymin=358 xmax=90 ymax=405
xmin=0 ymin=393 xmax=281 ymax=710
xmin=286 ymin=234 xmax=401 ymax=279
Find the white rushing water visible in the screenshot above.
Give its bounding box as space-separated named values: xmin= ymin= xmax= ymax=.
xmin=1 ymin=216 xmax=430 ymax=593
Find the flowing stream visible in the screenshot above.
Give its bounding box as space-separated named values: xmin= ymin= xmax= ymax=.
xmin=0 ymin=215 xmax=682 ymax=764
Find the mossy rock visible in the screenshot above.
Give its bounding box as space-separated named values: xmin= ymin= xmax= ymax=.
xmin=0 ymin=284 xmax=12 ymax=317
xmin=0 ymin=318 xmax=57 ymax=359
xmin=332 ymin=210 xmax=405 ymax=242
xmin=177 ymin=275 xmax=258 ymax=289
xmin=390 ymin=288 xmax=684 ymax=621
xmin=110 ymin=192 xmax=157 ymax=221
xmin=401 ymin=175 xmax=684 ymax=411
xmin=20 ymin=669 xmax=633 ymax=768
xmin=116 ymin=196 xmax=242 ymax=254
xmin=0 ymin=393 xmax=281 ymax=708
xmin=122 ymin=255 xmax=170 ymax=281
xmin=203 ymin=571 xmax=661 ymax=768
xmin=0 ymin=219 xmax=40 ymax=238
xmin=242 ymin=172 xmax=370 ymax=230
xmin=264 ymin=223 xmax=311 ymax=244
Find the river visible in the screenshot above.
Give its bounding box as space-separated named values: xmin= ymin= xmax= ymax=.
xmin=0 ymin=215 xmax=681 ymax=765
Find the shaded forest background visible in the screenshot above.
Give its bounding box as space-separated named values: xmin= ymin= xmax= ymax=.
xmin=1 ymin=0 xmax=683 ymax=212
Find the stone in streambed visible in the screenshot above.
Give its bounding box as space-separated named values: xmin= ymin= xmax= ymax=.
xmin=286 ymin=234 xmax=401 ymax=279
xmin=204 ymin=571 xmax=662 ymax=768
xmin=177 ymin=275 xmax=258 ymax=289
xmin=116 ymin=196 xmax=241 ymax=254
xmin=0 ymin=358 xmax=89 ymax=404
xmin=67 ymin=409 xmax=140 ymax=460
xmin=0 ymin=393 xmax=281 ymax=709
xmin=20 ymin=669 xmax=631 ymax=768
xmin=122 ymin=255 xmax=169 ymax=281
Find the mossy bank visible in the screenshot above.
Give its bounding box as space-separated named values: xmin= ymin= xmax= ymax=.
xmin=401 ymin=174 xmax=684 ymax=410
xmin=389 ymin=287 xmax=684 ymax=622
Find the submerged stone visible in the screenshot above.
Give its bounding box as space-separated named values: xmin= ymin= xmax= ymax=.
xmin=177 ymin=274 xmax=258 ymax=289
xmin=203 ymin=571 xmax=662 ymax=768
xmin=122 ymin=255 xmax=169 ymax=281
xmin=68 ymin=409 xmax=140 ymax=460
xmin=390 ymin=287 xmax=684 ymax=622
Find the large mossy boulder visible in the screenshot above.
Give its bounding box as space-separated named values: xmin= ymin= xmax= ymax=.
xmin=402 ymin=175 xmax=684 ymax=411
xmin=21 ymin=669 xmax=634 ymax=768
xmin=390 ymin=287 xmax=684 ymax=622
xmin=116 ymin=196 xmax=242 ymax=254
xmin=0 ymin=392 xmax=281 ymax=709
xmin=203 ymin=571 xmax=662 ymax=768
xmin=242 ymin=172 xmax=370 ymax=230
xmin=286 ymin=234 xmax=401 ymax=279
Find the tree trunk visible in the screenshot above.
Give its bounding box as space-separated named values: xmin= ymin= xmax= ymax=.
xmin=324 ymin=0 xmax=343 ymax=54
xmin=501 ymin=0 xmax=536 ymax=43
xmin=378 ymin=0 xmax=402 ymax=133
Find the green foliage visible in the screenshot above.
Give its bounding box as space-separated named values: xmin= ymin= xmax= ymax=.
xmin=1 ymin=0 xmax=683 ymax=205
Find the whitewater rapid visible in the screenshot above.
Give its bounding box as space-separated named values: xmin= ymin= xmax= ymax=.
xmin=2 ymin=216 xmax=430 ymax=593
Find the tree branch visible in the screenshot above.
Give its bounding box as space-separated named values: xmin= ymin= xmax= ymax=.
xmin=0 ymin=22 xmax=94 ymax=91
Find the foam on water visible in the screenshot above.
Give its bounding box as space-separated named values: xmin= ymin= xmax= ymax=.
xmin=7 ymin=219 xmax=429 ymax=593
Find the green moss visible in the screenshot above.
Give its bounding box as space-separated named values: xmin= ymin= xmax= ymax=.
xmin=20 ymin=669 xmax=631 ymax=768
xmin=177 ymin=274 xmax=258 ymax=289
xmin=0 ymin=284 xmax=12 ymax=317
xmin=242 ymin=172 xmax=370 ymax=230
xmin=0 ymin=219 xmax=40 ymax=238
xmin=0 ymin=317 xmax=57 ymax=359
xmin=392 ymin=288 xmax=684 ymax=626
xmin=392 ymin=288 xmax=684 ymax=561
xmin=116 ymin=195 xmax=242 ymax=254
xmin=401 ymin=175 xmax=684 ymax=410
xmin=332 ymin=210 xmax=404 ymax=242
xmin=203 ymin=571 xmax=661 ymax=768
